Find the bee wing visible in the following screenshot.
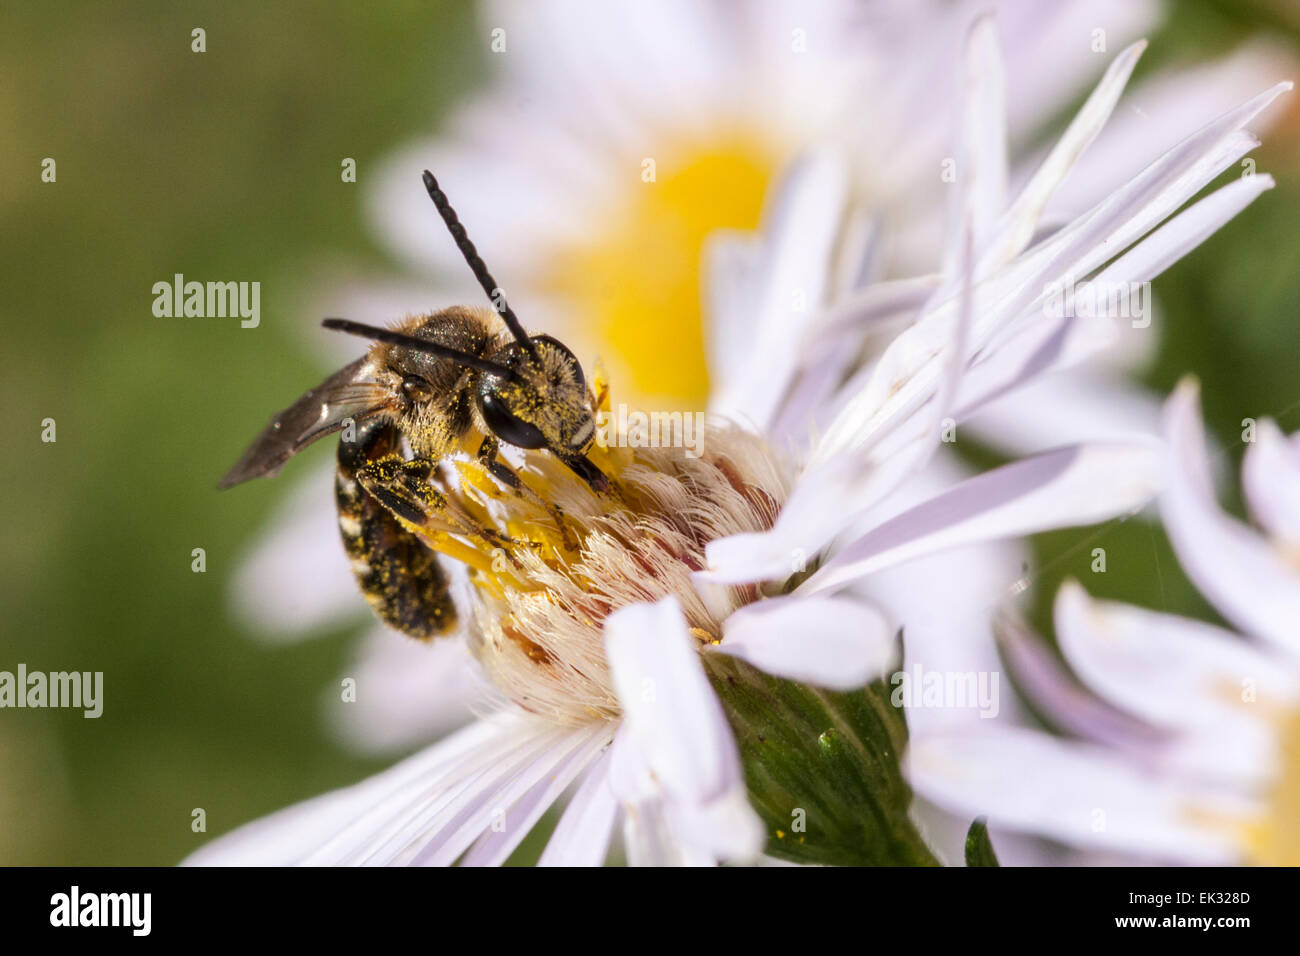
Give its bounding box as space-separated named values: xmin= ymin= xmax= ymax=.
xmin=218 ymin=358 xmax=397 ymax=489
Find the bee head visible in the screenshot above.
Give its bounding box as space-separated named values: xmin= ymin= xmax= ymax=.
xmin=320 ymin=171 xmax=611 ymax=494
xmin=477 ymin=335 xmax=595 ymax=455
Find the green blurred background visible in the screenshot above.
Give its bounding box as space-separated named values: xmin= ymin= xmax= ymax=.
xmin=1 ymin=0 xmax=1298 ymax=864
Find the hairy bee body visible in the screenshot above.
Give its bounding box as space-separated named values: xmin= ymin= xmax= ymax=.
xmin=327 ymin=306 xmax=509 ymax=640
xmin=371 ymin=306 xmax=502 ymax=462
xmin=220 ymin=170 xmax=605 ymax=644
xmin=336 ymin=419 xmax=457 ymax=640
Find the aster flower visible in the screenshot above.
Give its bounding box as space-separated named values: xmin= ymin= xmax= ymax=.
xmin=908 ymin=380 xmax=1300 ymax=865
xmin=230 ymin=1 xmax=1292 ymax=758
xmin=226 ymin=3 xmax=1289 ymax=764
xmin=193 ymin=24 xmax=1286 ymax=864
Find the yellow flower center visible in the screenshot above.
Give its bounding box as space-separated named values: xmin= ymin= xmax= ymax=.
xmin=541 ymin=136 xmax=775 ymax=409
xmin=390 ymin=379 xmax=788 ymax=725
xmin=1245 ymin=708 xmax=1300 ymax=865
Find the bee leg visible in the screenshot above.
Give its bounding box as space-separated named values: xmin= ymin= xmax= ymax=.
xmin=476 ymin=437 xmax=579 ymax=552
xmin=338 ymin=422 xmax=458 ymax=641
xmin=355 ymin=448 xmax=518 ymax=555
xmin=354 ymin=454 xmax=448 ymax=528
xmin=475 ymin=436 xmax=523 ymax=492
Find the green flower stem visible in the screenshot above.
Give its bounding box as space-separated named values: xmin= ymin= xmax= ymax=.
xmin=964 ymin=817 xmax=1001 ymax=867
xmin=707 ymin=653 xmax=940 ymax=866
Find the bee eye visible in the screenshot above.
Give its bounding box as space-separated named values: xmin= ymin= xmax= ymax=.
xmin=402 ymin=375 xmax=433 ymax=403
xmin=478 ymin=389 xmax=547 ymax=449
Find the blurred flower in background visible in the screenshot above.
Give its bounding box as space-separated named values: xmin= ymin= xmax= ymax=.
xmin=910 ymin=381 xmax=1300 ymax=864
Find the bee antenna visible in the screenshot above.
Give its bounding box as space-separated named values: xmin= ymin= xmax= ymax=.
xmin=322 ymin=318 xmax=519 ymax=380
xmin=421 ymin=170 xmax=539 ymax=361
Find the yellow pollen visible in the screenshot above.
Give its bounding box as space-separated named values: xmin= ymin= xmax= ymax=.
xmin=542 ymin=136 xmax=775 ymax=409
xmin=393 ymin=395 xmax=789 ymax=726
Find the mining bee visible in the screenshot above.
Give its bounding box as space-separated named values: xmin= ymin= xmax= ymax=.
xmin=219 ymin=171 xmax=608 ymax=640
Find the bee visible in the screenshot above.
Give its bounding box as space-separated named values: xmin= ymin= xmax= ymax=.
xmin=219 ymin=171 xmax=609 ymax=640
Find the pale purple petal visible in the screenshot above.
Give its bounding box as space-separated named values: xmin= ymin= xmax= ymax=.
xmin=799 ymin=441 xmax=1162 ymax=596
xmin=1055 ymin=581 xmax=1299 ymax=729
xmin=1162 ymin=380 xmax=1300 ymax=654
xmin=1045 ymin=41 xmax=1296 ymax=219
xmin=1053 ymin=582 xmax=1294 ymax=785
xmin=1242 ymin=418 xmax=1300 ymax=548
xmin=995 ymin=608 xmax=1164 ymax=750
xmin=908 ymin=727 xmax=1253 ymax=863
xmin=983 ymin=39 xmax=1147 ymax=268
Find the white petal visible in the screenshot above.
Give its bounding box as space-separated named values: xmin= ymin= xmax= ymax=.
xmin=229 ymin=464 xmax=363 ymax=641
xmin=1056 ymin=581 xmax=1298 ymax=728
xmin=848 ymin=81 xmax=1281 ymax=460
xmin=908 ymin=728 xmax=1253 ymax=863
xmin=949 ymin=13 xmax=1007 ymax=259
xmin=996 ymin=0 xmax=1158 ymax=140
xmin=608 ymin=728 xmax=721 ymax=867
xmin=713 ymin=594 xmax=896 ymax=690
xmin=800 ymin=441 xmax=1162 ymax=597
xmin=1242 ymin=418 xmax=1300 ymax=549
xmin=1045 ymin=41 xmax=1296 ymax=219
xmin=702 ymin=229 xmax=976 ymax=587
xmin=456 ymin=730 xmax=612 ymax=867
xmin=1162 ymin=380 xmax=1300 ymax=654
xmin=959 ymin=170 xmax=1274 ymax=446
xmin=708 ymin=149 xmax=848 ymax=434
xmin=605 ymin=597 xmax=762 ymax=862
xmin=698 ymin=433 xmax=932 ymax=585
xmin=537 ymin=750 xmax=620 ymax=867
xmin=702 ymin=229 xmax=763 ymax=406
xmin=809 ymin=273 xmax=940 ymax=347
xmin=1090 ymin=172 xmax=1275 ymax=290
xmin=1053 ymin=582 xmax=1294 ymax=785
xmin=396 ymin=725 xmax=609 ymax=867
xmin=851 ymin=452 xmax=1029 ymax=734
xmin=964 ymin=368 xmax=1162 ymax=456
xmin=184 ymin=715 xmax=531 ymax=866
xmin=983 ymin=39 xmax=1147 ymax=268
xmin=832 ymin=82 xmax=1289 ymax=474
xmin=324 ymin=626 xmax=491 ymax=755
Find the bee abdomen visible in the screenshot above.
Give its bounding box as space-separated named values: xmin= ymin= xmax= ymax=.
xmin=336 ymin=423 xmax=457 ymax=640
